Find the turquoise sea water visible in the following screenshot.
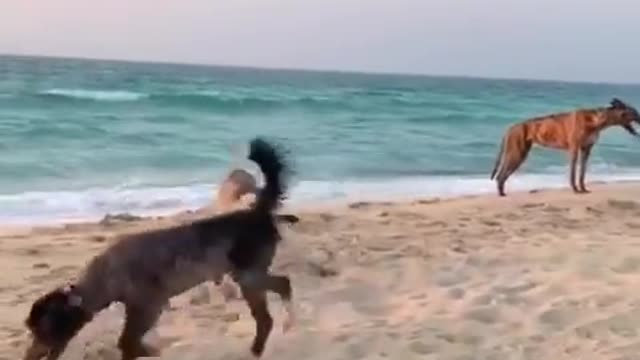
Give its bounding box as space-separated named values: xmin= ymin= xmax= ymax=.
xmin=1 ymin=55 xmax=640 ymax=223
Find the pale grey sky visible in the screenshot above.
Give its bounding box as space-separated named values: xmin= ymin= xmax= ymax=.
xmin=1 ymin=0 xmax=638 ymax=83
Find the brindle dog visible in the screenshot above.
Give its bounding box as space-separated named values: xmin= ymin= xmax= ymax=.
xmin=491 ymin=98 xmax=640 ymax=196
xmin=23 ymin=137 xmax=295 ymax=360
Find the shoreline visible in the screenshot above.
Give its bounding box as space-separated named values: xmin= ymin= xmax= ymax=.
xmin=2 ymin=179 xmax=639 ymax=231
xmin=4 ymin=172 xmax=640 ymax=226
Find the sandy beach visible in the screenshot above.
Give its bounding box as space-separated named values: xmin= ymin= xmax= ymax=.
xmin=3 ymin=182 xmax=640 ymax=359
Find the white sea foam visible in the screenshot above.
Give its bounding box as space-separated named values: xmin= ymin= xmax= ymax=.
xmin=39 ymin=89 xmax=148 ymax=101
xmin=3 ymin=171 xmax=640 ymax=225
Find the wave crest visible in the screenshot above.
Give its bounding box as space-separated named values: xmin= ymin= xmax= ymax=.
xmin=38 ymin=89 xmax=148 ymax=102
xmin=30 ymin=88 xmax=352 ymax=112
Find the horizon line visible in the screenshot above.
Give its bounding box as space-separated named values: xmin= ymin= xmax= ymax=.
xmin=1 ymin=52 xmax=639 ymax=87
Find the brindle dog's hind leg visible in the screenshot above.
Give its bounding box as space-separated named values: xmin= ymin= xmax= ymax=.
xmin=118 ymin=302 xmax=163 ymax=360
xmin=578 ymin=144 xmax=593 ymax=193
xmin=496 ymin=141 xmax=532 ymax=196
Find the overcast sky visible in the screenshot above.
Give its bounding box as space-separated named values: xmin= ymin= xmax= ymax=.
xmin=1 ymin=0 xmax=638 ymax=83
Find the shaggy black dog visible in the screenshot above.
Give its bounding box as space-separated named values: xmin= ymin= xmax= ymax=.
xmin=23 ymin=137 xmax=294 ymax=360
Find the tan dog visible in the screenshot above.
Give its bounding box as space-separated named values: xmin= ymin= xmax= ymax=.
xmin=491 ymin=98 xmax=640 ymax=196
xmin=208 ymin=169 xmax=259 ymax=302
xmin=202 ymin=168 xmax=298 ymax=302
xmin=214 ymin=168 xmax=300 ymax=224
xmin=215 ymin=169 xmax=259 ymax=214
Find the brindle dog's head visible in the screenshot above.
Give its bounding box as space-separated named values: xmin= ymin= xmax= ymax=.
xmin=606 ymin=98 xmax=640 ymax=136
xmin=23 ymin=284 xmax=91 ymax=360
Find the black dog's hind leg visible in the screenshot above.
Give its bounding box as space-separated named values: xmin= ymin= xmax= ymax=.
xmin=240 ymin=285 xmax=273 ymax=357
xmin=262 ymin=274 xmax=294 ymax=331
xmin=235 ymin=270 xmax=295 ymax=357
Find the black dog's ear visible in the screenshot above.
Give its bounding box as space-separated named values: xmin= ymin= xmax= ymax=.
xmin=610 ymin=98 xmax=626 ymax=109
xmin=61 ymin=284 xmax=83 ymax=307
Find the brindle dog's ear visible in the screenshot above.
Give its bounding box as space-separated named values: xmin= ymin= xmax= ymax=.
xmin=610 ymin=98 xmax=626 ymax=109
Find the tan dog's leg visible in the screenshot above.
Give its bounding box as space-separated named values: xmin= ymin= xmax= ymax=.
xmin=219 ymin=275 xmax=240 ymax=300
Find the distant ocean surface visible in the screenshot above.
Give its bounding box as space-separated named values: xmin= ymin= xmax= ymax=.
xmin=1 ymin=55 xmax=640 ymax=224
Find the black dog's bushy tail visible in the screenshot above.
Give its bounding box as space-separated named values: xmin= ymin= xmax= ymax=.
xmin=247 ymin=137 xmax=290 ymax=213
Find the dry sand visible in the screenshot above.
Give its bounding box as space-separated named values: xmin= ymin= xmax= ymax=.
xmin=3 ymin=182 xmax=640 ymax=359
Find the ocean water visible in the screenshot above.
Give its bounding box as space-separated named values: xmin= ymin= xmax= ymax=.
xmin=1 ymin=55 xmax=640 ymax=224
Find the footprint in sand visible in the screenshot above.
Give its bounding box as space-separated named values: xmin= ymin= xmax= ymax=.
xmin=348 ymin=201 xmax=371 ymax=209
xmin=464 ymin=306 xmax=501 ymax=325
xmin=447 ymin=288 xmax=466 ymax=300
xmin=607 ymin=199 xmax=640 ymax=211
xmin=611 ymin=256 xmax=640 ymax=274
xmin=480 ymin=219 xmax=501 ymax=227
xmin=413 ymin=198 xmax=441 ymax=205
xmin=345 ymin=342 xmax=369 ymax=359
xmin=91 ymin=235 xmax=108 ymax=243
xmin=576 ymin=311 xmax=640 ymax=340
xmin=408 ymin=340 xmax=437 ymax=355
xmin=433 ymin=268 xmax=469 ymax=288
xmin=493 ymin=280 xmax=538 ymax=295
xmin=32 ymin=262 xmax=50 ymax=269
xmin=537 ymin=306 xmax=580 ymax=331
xmin=521 ymin=203 xmax=545 ymax=209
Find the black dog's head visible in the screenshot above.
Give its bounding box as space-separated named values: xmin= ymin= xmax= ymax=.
xmin=23 ymin=284 xmax=91 ymax=360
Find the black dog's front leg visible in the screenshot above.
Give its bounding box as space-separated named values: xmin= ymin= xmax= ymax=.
xmin=118 ymin=303 xmax=163 ymax=360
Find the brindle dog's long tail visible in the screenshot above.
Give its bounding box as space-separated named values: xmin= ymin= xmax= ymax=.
xmin=490 ymin=123 xmax=533 ymax=196
xmin=490 ymin=135 xmax=506 ymax=181
xmin=247 ymin=137 xmax=290 ymax=214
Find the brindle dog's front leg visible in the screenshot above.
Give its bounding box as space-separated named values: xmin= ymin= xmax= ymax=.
xmin=568 ymin=147 xmax=580 ymax=193
xmin=578 ymin=144 xmax=594 ymax=193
